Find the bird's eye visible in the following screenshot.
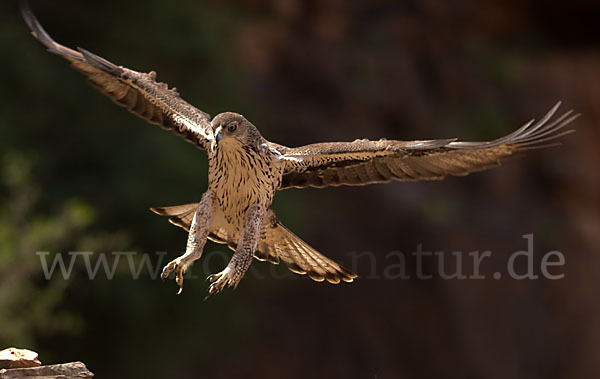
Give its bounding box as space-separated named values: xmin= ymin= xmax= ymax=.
xmin=227 ymin=122 xmax=237 ymax=133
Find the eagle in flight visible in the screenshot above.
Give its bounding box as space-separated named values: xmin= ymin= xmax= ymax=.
xmin=21 ymin=1 xmax=577 ymax=298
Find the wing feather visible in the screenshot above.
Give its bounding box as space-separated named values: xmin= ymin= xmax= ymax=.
xmin=280 ymin=104 xmax=578 ymax=189
xmin=20 ymin=1 xmax=214 ymax=152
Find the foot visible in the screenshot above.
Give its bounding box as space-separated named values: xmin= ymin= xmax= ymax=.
xmin=161 ymin=256 xmax=193 ymax=295
xmin=205 ymin=266 xmax=239 ymax=299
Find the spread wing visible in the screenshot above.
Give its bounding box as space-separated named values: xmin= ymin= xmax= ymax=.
xmin=279 ymin=103 xmax=578 ymax=189
xmin=20 ymin=0 xmax=214 ymax=152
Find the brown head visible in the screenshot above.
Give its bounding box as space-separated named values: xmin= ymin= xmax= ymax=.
xmin=211 ymin=112 xmax=263 ymax=150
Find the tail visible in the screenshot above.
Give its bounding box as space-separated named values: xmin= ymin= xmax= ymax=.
xmin=150 ymin=203 xmax=197 ymax=232
xmin=150 ymin=204 xmax=357 ymax=284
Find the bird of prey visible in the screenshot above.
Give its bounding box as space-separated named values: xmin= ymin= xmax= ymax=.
xmin=21 ymin=1 xmax=577 ymax=298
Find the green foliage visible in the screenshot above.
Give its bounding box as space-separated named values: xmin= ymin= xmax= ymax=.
xmin=0 ymin=151 xmax=129 ymax=347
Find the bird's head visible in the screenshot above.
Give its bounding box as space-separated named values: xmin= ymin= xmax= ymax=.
xmin=211 ymin=112 xmax=262 ymax=150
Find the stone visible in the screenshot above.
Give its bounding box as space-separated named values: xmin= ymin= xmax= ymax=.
xmin=0 ymin=349 xmax=41 ymax=370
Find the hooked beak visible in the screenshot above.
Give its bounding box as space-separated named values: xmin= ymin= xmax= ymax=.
xmin=214 ymin=126 xmax=223 ymax=144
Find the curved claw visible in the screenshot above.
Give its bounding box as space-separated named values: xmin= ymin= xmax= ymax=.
xmin=207 ymin=273 xmax=220 ymax=283
xmin=160 ymin=265 xmax=171 ymax=280
xmin=161 ymin=261 xmax=177 ymax=280
xmin=204 ymin=267 xmax=234 ymax=299
xmin=209 ymin=282 xmax=221 ymax=294
xmin=161 ymin=258 xmax=189 ymax=294
xmin=204 ymin=282 xmax=220 ymax=301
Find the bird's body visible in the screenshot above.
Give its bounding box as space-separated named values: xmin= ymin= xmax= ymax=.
xmin=20 ymin=0 xmax=578 ymax=297
xmin=208 ymin=127 xmax=280 ymax=226
xmin=206 ymin=113 xmax=285 ymax=259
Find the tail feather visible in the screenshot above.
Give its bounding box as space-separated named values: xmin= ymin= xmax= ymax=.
xmin=150 ymin=203 xmax=197 ymax=232
xmin=150 ymin=204 xmax=357 ymax=283
xmin=258 ymin=221 xmax=357 ymax=284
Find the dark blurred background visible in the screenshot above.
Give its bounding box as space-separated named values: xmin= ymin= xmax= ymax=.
xmin=1 ymin=0 xmax=599 ymax=378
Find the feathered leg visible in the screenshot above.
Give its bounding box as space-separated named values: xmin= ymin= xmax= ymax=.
xmin=161 ymin=190 xmax=216 ymax=294
xmin=206 ymin=204 xmax=265 ymax=298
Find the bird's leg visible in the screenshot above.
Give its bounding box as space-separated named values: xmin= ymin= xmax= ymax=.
xmin=206 ymin=204 xmax=265 ymax=298
xmin=161 ymin=190 xmax=216 ymax=294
